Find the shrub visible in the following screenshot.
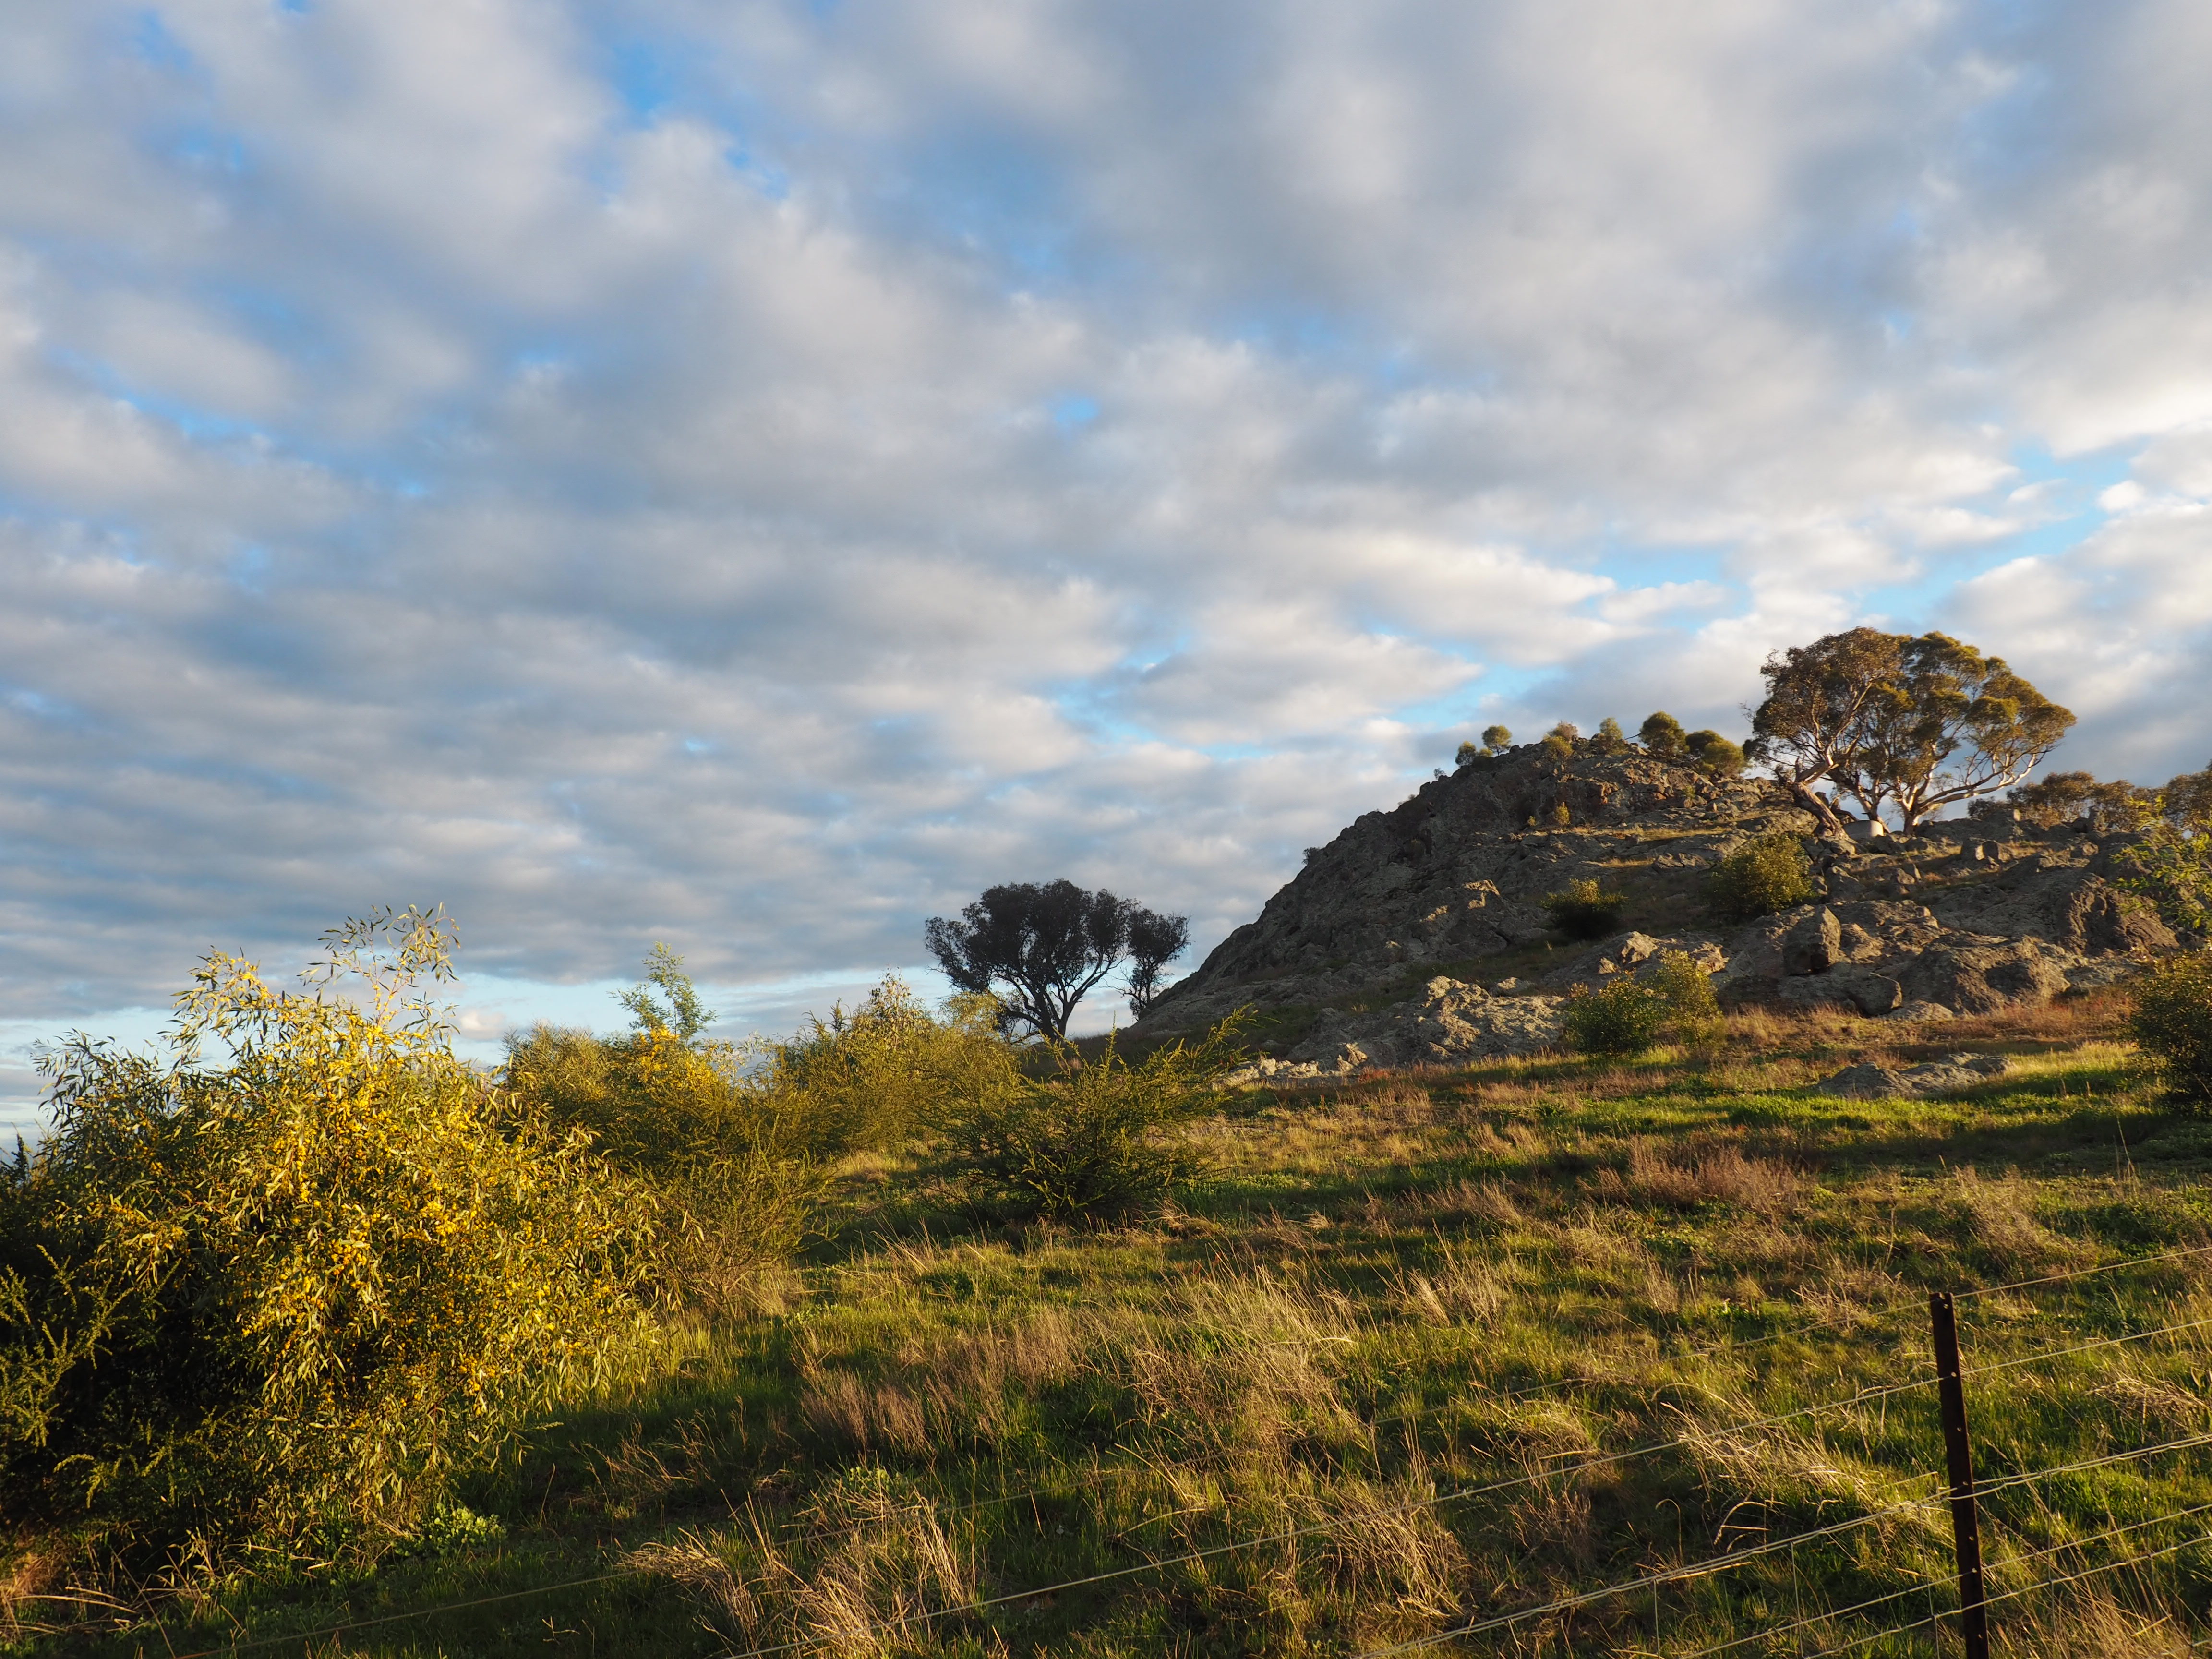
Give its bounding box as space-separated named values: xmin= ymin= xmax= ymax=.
xmin=1540 ymin=734 xmax=1573 ymax=760
xmin=1563 ymin=952 xmax=1720 ymax=1056
xmin=1594 ymin=717 xmax=1630 ymax=754
xmin=1455 ymin=740 xmax=1481 ymax=767
xmin=938 ymin=1019 xmax=1246 ymax=1222
xmin=1541 ymin=878 xmax=1628 ymax=941
xmin=1707 ymin=833 xmax=1816 ymax=923
xmin=1482 ymin=723 xmax=1513 ymax=751
xmin=2131 ymin=952 xmax=2212 ymax=1106
xmin=1684 ymin=730 xmax=1747 ymax=776
xmin=1639 ymin=712 xmax=1687 ymax=757
xmin=0 ymin=911 xmax=653 ymax=1568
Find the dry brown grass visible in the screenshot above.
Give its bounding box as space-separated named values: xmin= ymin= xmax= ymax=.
xmin=1588 ymin=1138 xmax=1807 ymax=1214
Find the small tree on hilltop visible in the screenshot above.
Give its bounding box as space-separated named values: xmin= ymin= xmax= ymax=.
xmin=1685 ymin=730 xmax=1747 ymax=777
xmin=925 ymin=880 xmax=1187 ymax=1040
xmin=1482 ymin=723 xmax=1513 ymax=752
xmin=1639 ymin=712 xmax=1688 ymax=757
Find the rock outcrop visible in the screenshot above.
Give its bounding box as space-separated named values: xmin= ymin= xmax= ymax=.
xmin=1139 ymin=739 xmax=2176 ymax=1073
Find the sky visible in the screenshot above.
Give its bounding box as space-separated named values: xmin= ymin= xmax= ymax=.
xmin=5 ymin=0 xmax=2212 ymax=1125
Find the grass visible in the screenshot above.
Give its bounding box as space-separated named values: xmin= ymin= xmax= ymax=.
xmin=13 ymin=993 xmax=2212 ymax=1657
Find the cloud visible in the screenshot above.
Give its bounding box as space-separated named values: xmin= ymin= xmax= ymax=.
xmin=3 ymin=0 xmax=2212 ymax=1057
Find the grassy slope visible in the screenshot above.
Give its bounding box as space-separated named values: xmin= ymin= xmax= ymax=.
xmin=26 ymin=994 xmax=2212 ymax=1659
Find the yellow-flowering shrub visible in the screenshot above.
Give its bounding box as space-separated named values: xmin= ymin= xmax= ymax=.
xmin=505 ymin=974 xmax=1015 ymax=1308
xmin=0 ymin=910 xmax=653 ymax=1568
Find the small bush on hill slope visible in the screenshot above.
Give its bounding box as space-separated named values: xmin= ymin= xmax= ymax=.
xmin=938 ymin=1019 xmax=1246 ymax=1221
xmin=1707 ymin=833 xmax=1816 ymax=923
xmin=0 ymin=910 xmax=652 ymax=1572
xmin=2130 ymin=952 xmax=2212 ymax=1106
xmin=1541 ymin=878 xmax=1628 ymax=941
xmin=1563 ymin=952 xmax=1722 ymax=1056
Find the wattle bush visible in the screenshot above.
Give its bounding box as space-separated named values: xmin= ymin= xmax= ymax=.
xmin=1707 ymin=833 xmax=1815 ymax=923
xmin=0 ymin=911 xmax=653 ymax=1569
xmin=1563 ymin=952 xmax=1721 ymax=1057
xmin=938 ymin=1020 xmax=1246 ymax=1221
xmin=1541 ymin=878 xmax=1628 ymax=940
xmin=2131 ymin=951 xmax=2212 ymax=1107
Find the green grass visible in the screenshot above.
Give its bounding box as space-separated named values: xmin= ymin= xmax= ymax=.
xmin=15 ymin=997 xmax=2212 ymax=1658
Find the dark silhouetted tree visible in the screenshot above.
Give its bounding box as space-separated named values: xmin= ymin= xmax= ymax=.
xmin=924 ymin=881 xmax=1186 ymax=1040
xmin=1124 ymin=909 xmax=1191 ymax=1018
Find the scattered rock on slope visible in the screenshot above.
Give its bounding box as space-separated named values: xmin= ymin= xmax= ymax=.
xmin=1139 ymin=739 xmax=2176 ymax=1075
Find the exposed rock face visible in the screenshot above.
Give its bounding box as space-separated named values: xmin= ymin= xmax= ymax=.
xmin=1815 ymin=1054 xmax=2010 ymax=1099
xmin=1225 ymin=977 xmax=1565 ymax=1083
xmin=1138 ymin=740 xmax=2176 ymax=1074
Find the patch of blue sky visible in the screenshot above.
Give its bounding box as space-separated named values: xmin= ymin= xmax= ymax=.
xmin=163 ymin=121 xmax=249 ymax=178
xmin=44 ymin=347 xmax=274 ymax=447
xmin=130 ymin=9 xmax=195 ymax=72
xmin=1050 ymin=394 xmax=1099 ymax=432
xmin=1858 ymin=439 xmax=2138 ymax=623
xmin=4 ymin=685 xmax=81 ymax=722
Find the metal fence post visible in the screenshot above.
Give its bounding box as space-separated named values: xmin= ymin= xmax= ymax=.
xmin=1930 ymin=1290 xmax=1991 ymax=1659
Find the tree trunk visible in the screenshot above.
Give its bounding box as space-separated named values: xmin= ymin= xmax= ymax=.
xmin=1776 ymin=774 xmax=1846 ymax=832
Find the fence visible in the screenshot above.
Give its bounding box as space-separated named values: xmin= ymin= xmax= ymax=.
xmin=161 ymin=1240 xmax=2212 ymax=1658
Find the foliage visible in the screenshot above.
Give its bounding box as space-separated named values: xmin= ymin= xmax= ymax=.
xmin=1706 ymin=833 xmax=1816 ymax=923
xmin=0 ymin=910 xmax=652 ymax=1569
xmin=2117 ymin=805 xmax=2212 ymax=938
xmin=1747 ymin=627 xmax=2074 ymax=831
xmin=1540 ymin=878 xmax=1627 ymax=940
xmin=1125 ymin=911 xmax=1192 ymax=1018
xmin=1593 ymin=717 xmax=1630 ymax=754
xmin=936 ymin=1020 xmax=1247 ymax=1222
xmin=1481 ymin=723 xmax=1512 ymax=751
xmin=1539 ymin=733 xmax=1573 ymax=760
xmin=1561 ymin=952 xmax=1721 ymax=1056
xmin=745 ymin=978 xmax=1016 ymax=1159
xmin=1990 ymin=769 xmax=2147 ymax=831
xmin=1638 ymin=711 xmax=1687 ymax=757
xmin=924 ymin=881 xmax=1188 ymax=1040
xmin=617 ymin=942 xmax=716 ymax=1040
xmin=2130 ymin=952 xmax=2212 ymax=1105
xmin=1847 ymin=633 xmax=2075 ymax=828
xmin=1683 ymin=729 xmax=1746 ymax=776
xmin=1454 ymin=739 xmax=1481 ymax=767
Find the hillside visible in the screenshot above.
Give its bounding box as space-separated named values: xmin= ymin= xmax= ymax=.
xmin=1139 ymin=739 xmax=2176 ymax=1080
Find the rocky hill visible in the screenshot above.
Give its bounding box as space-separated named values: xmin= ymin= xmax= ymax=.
xmin=1135 ymin=739 xmax=2176 ymax=1078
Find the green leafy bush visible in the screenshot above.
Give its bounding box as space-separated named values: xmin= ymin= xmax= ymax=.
xmin=2131 ymin=952 xmax=2212 ymax=1106
xmin=1541 ymin=878 xmax=1628 ymax=940
xmin=938 ymin=1020 xmax=1245 ymax=1222
xmin=1707 ymin=834 xmax=1816 ymax=923
xmin=0 ymin=911 xmax=653 ymax=1568
xmin=1563 ymin=952 xmax=1721 ymax=1056
xmin=1684 ymin=730 xmax=1747 ymax=776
